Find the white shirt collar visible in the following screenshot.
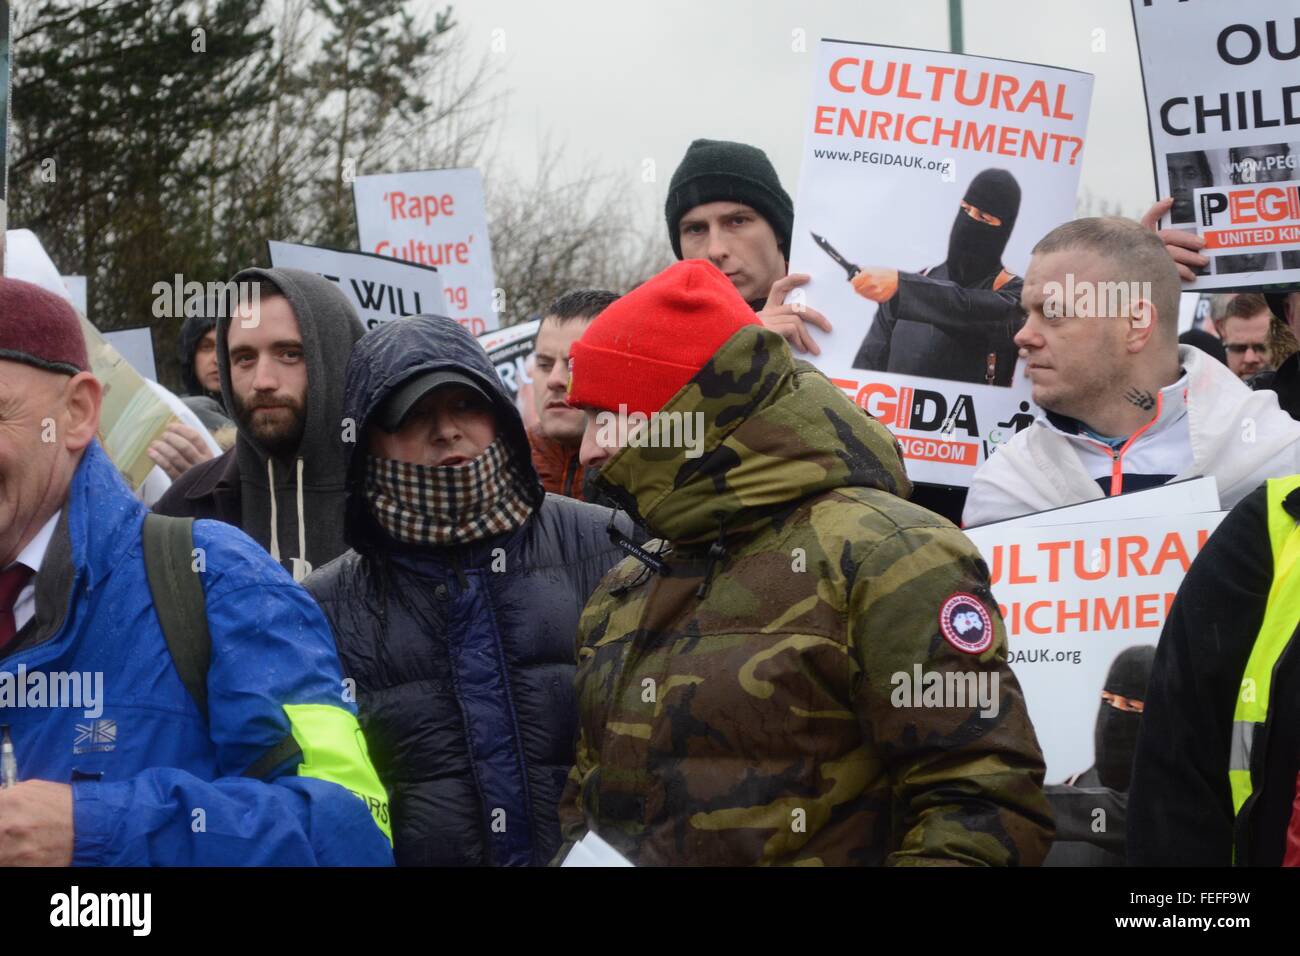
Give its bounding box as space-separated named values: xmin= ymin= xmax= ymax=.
xmin=6 ymin=510 xmax=62 ymax=575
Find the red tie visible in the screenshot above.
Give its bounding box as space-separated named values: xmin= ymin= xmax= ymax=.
xmin=0 ymin=564 xmax=35 ymax=651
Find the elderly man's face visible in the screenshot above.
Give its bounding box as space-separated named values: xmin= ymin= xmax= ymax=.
xmin=0 ymin=362 xmax=102 ymax=565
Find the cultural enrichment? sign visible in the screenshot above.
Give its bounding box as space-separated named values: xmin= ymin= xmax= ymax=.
xmin=1132 ymin=0 xmax=1300 ymax=288
xmin=965 ymin=508 xmax=1226 ymax=781
xmin=353 ymin=168 xmax=499 ymax=334
xmin=789 ymin=39 xmax=1093 ymax=486
xmin=267 ymin=241 xmax=445 ymax=331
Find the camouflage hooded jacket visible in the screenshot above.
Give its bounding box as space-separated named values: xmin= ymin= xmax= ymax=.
xmin=556 ymin=325 xmax=1053 ymax=866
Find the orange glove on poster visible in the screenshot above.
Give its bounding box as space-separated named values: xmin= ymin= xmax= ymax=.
xmin=851 ymin=267 xmax=899 ymax=302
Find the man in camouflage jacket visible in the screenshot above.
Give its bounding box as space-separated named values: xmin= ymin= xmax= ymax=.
xmin=557 ymin=258 xmax=1053 ymax=866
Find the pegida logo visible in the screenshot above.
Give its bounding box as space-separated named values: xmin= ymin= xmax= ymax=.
xmin=1196 ymin=182 xmax=1300 ymax=257
xmin=1199 ymin=184 xmax=1300 ymax=228
xmin=853 ymin=382 xmax=979 ymax=436
xmin=852 ymin=382 xmax=982 ymax=466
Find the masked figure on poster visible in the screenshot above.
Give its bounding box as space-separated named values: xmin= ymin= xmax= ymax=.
xmin=846 ymin=169 xmax=1025 ymax=387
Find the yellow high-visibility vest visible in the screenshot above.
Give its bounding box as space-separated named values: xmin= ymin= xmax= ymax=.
xmin=1229 ymin=475 xmax=1300 ymax=847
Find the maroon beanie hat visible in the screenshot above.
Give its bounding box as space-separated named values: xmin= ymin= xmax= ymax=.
xmin=567 ymin=259 xmax=761 ymax=416
xmin=0 ymin=277 xmax=89 ymax=376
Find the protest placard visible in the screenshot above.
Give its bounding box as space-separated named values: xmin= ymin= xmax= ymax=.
xmin=1132 ymin=0 xmax=1300 ymax=288
xmin=267 ymin=241 xmax=445 ymax=331
xmin=62 ymin=275 xmax=88 ymax=315
xmin=788 ymin=39 xmax=1093 ymax=486
xmin=103 ymin=327 xmax=157 ymax=382
xmin=965 ymin=509 xmax=1226 ymax=781
xmin=80 ymin=316 xmax=177 ymax=491
xmin=979 ymin=476 xmax=1221 ymax=528
xmin=478 ymin=318 xmax=540 ymax=404
xmin=353 ymin=167 xmax=498 ymax=334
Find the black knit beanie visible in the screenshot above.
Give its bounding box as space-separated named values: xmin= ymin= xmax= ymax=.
xmin=665 ymin=139 xmax=794 ymax=260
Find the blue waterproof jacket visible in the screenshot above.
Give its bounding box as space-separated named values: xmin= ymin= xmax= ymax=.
xmin=4 ymin=439 xmax=393 ymax=866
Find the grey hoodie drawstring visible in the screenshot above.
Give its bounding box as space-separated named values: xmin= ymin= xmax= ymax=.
xmin=267 ymin=456 xmax=312 ymax=583
xmin=293 ymin=456 xmax=311 ymax=582
xmin=267 ymin=458 xmax=280 ymax=564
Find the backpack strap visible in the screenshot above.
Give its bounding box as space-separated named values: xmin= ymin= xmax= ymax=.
xmin=142 ymin=514 xmax=305 ymax=780
xmin=142 ymin=514 xmax=211 ymax=721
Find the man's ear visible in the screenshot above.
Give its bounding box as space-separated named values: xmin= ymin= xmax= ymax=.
xmin=61 ymin=372 xmax=103 ymax=452
xmin=1126 ymin=297 xmax=1159 ymax=353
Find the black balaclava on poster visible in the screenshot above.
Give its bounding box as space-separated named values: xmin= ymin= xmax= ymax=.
xmin=945 ymin=169 xmax=1021 ymax=286
xmin=1093 ymin=645 xmax=1157 ymax=791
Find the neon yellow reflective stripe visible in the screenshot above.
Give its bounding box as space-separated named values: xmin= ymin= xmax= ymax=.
xmin=283 ymin=703 xmax=392 ymax=844
xmin=1230 ymin=475 xmax=1300 ymax=815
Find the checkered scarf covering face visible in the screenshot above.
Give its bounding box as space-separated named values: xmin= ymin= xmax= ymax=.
xmin=364 ymin=438 xmax=534 ymax=546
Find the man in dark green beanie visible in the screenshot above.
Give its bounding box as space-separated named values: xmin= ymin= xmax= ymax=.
xmin=666 ymin=138 xmax=831 ymax=355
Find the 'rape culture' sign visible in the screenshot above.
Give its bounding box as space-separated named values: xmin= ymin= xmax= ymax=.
xmin=964 ymin=509 xmax=1225 ymax=782
xmin=353 ymin=167 xmax=499 ymax=333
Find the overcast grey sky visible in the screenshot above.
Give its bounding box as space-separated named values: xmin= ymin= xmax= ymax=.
xmin=450 ymin=0 xmax=1157 ymax=236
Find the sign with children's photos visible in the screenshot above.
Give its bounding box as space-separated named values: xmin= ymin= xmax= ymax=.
xmin=1132 ymin=0 xmax=1300 ymax=288
xmin=788 ymin=39 xmax=1093 ymax=487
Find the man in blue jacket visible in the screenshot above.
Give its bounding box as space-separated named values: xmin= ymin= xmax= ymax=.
xmin=0 ymin=276 xmax=392 ymax=866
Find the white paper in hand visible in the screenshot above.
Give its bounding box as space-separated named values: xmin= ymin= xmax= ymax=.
xmin=560 ymin=831 xmax=634 ymax=867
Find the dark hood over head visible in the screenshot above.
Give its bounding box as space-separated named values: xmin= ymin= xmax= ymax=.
xmin=946 ymin=168 xmax=1021 ymax=286
xmin=340 ymin=313 xmax=545 ymax=552
xmin=178 ymin=312 xmax=217 ymax=397
xmin=214 ymin=266 xmax=366 ymax=571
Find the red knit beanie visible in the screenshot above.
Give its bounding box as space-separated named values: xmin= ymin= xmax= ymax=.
xmin=0 ymin=277 xmax=89 ymax=376
xmin=568 ymin=259 xmax=761 ymax=415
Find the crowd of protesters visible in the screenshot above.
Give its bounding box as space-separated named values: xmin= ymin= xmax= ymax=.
xmin=2 ymin=133 xmax=1300 ymax=867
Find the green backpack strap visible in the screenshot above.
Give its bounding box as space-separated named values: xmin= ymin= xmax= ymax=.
xmin=142 ymin=514 xmax=211 ymax=721
xmin=141 ymin=514 xmax=304 ymax=780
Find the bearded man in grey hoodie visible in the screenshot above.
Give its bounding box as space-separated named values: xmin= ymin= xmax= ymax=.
xmin=154 ymin=268 xmax=364 ymax=581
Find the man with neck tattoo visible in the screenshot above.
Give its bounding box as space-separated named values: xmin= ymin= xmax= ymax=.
xmin=963 ymin=217 xmax=1300 ymax=527
xmin=303 ymin=315 xmax=633 ymax=866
